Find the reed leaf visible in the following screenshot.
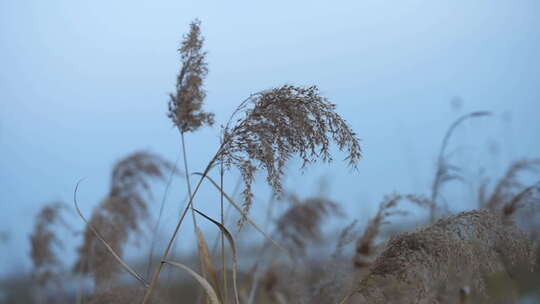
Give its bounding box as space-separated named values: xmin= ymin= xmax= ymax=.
xmin=196 ymin=227 xmax=222 ymax=303
xmin=163 ymin=260 xmax=221 ymax=304
xmin=194 ymin=208 xmax=241 ymax=304
xmin=193 ymin=172 xmax=285 ymax=252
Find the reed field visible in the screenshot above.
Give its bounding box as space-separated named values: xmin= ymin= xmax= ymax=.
xmin=2 ymin=19 xmax=539 ymax=304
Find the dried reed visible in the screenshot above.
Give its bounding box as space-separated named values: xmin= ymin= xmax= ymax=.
xmin=144 ymin=83 xmax=362 ymax=302
xmin=353 ymin=194 xmax=429 ymax=269
xmin=167 ymin=19 xmax=214 ymax=134
xmin=502 ymin=180 xmax=540 ymax=219
xmin=430 ymin=111 xmax=490 ymax=221
xmin=29 ymin=202 xmax=69 ymax=289
xmin=74 ymin=151 xmax=173 ymax=290
xmin=220 ymin=85 xmax=362 ymax=222
xmin=349 ymin=210 xmax=536 ymax=303
xmin=166 ymin=19 xmax=218 ymax=300
xmin=480 ymin=159 xmax=540 ymax=211
xmin=276 ymin=194 xmax=342 ymax=256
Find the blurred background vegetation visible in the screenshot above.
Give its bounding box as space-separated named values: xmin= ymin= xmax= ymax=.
xmin=1 ymin=1 xmax=539 ymax=303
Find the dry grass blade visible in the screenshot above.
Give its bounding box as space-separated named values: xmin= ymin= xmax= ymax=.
xmin=196 ymin=227 xmax=223 ymax=303
xmin=163 ymin=260 xmax=221 ymax=304
xmin=194 ymin=208 xmax=241 ymax=304
xmin=193 ymin=172 xmax=285 ymax=252
xmin=73 ymin=179 xmax=149 ymax=288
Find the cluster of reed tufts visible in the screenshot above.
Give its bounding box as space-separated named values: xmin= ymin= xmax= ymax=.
xmin=19 ymin=18 xmax=540 ymax=304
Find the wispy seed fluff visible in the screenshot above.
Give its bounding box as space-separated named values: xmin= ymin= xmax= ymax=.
xmin=167 ymin=19 xmax=214 ymax=133
xmin=218 ymin=85 xmax=362 ymax=221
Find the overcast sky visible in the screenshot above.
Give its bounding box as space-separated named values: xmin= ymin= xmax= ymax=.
xmin=1 ymin=0 xmax=539 ymax=275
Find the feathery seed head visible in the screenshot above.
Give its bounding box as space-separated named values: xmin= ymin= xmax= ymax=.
xmin=168 ymin=19 xmax=214 ymax=133
xmin=74 ymin=152 xmax=174 ymax=289
xmin=29 ymin=202 xmax=69 ymax=288
xmin=276 ymin=195 xmax=342 ymax=255
xmin=219 ymin=85 xmax=362 ymax=222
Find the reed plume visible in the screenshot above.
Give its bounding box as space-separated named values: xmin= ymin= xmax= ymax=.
xmin=480 ymin=159 xmax=540 ymax=211
xmin=167 ymin=19 xmax=214 ymax=133
xmin=220 ymin=85 xmax=362 ymax=222
xmin=350 ymin=210 xmax=536 ymax=304
xmin=74 ymin=151 xmax=173 ymax=290
xmin=166 ymin=19 xmax=214 ymax=219
xmin=276 ymin=194 xmax=342 ymax=256
xmin=354 ymin=194 xmax=429 ymax=269
xmin=430 ymin=111 xmax=490 ymax=221
xmin=29 ymin=202 xmax=69 ymax=288
xmin=166 ymin=19 xmax=223 ymax=301
xmin=354 ymin=195 xmax=404 ymax=269
xmin=502 ymin=180 xmax=540 ymax=219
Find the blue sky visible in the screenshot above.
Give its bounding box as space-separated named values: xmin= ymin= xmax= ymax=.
xmin=1 ymin=1 xmax=539 ymax=274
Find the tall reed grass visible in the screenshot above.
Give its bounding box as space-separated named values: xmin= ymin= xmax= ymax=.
xmin=15 ymin=18 xmax=539 ymax=304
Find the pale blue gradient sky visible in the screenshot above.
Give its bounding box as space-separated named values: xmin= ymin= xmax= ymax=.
xmin=1 ymin=1 xmax=539 ymax=274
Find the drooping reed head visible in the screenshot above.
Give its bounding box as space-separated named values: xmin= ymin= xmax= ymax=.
xmin=29 ymin=202 xmax=68 ymax=288
xmin=219 ymin=85 xmax=362 ymax=219
xmin=502 ymin=181 xmax=540 ymax=219
xmin=481 ymin=159 xmax=540 ymax=211
xmin=74 ymin=152 xmax=173 ymax=289
xmin=430 ymin=111 xmax=490 ymax=220
xmin=110 ymin=151 xmax=174 ymax=202
xmin=276 ymin=194 xmax=342 ymax=255
xmin=167 ymin=19 xmax=214 ymax=133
